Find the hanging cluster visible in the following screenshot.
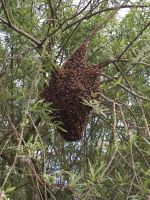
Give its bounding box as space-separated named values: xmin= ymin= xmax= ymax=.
xmin=41 ymin=40 xmax=101 ymax=141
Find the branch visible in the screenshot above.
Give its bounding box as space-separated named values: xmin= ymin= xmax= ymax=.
xmin=1 ymin=0 xmax=11 ymax=24
xmin=117 ymin=21 xmax=150 ymax=59
xmin=101 ymin=73 xmax=150 ymax=102
xmin=62 ymin=4 xmax=150 ymax=32
xmin=85 ymin=4 xmax=150 ymax=20
xmin=98 ymin=56 xmax=150 ymax=69
xmin=119 ymin=84 xmax=150 ymax=102
xmin=0 ymin=1 xmax=41 ymax=47
xmin=137 ymin=61 xmax=150 ymax=67
xmin=99 ymin=57 xmax=128 ymax=67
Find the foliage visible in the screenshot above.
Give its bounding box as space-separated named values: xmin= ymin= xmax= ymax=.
xmin=0 ymin=0 xmax=150 ymax=199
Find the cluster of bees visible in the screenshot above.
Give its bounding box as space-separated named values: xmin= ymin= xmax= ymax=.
xmin=41 ymin=40 xmax=101 ymax=141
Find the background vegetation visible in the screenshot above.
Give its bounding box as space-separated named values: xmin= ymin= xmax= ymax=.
xmin=0 ymin=0 xmax=150 ymax=199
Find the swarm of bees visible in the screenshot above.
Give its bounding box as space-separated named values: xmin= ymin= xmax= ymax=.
xmin=41 ymin=40 xmax=101 ymax=141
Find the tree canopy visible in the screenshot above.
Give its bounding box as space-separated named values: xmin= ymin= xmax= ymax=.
xmin=0 ymin=0 xmax=150 ymax=199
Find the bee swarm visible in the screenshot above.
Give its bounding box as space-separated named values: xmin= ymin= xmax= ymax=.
xmin=41 ymin=41 xmax=101 ymax=141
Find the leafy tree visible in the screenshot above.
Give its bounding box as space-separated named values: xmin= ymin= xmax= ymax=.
xmin=0 ymin=0 xmax=150 ymax=199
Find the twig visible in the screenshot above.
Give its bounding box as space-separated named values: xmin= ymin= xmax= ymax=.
xmin=117 ymin=21 xmax=150 ymax=59
xmin=0 ymin=17 xmax=41 ymax=46
xmin=125 ymin=175 xmax=136 ymax=200
xmin=62 ymin=4 xmax=150 ymax=32
xmin=101 ymin=72 xmax=150 ymax=102
xmin=101 ymin=149 xmax=117 ymax=177
xmin=99 ymin=57 xmax=150 ymax=68
xmin=1 ymin=0 xmax=11 ymax=24
xmin=0 ymin=0 xmax=41 ymax=47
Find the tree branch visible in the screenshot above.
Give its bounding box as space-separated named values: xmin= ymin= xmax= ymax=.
xmin=62 ymin=4 xmax=150 ymax=32
xmin=117 ymin=21 xmax=150 ymax=59
xmin=1 ymin=0 xmax=11 ymax=24
xmin=101 ymin=73 xmax=150 ymax=102
xmin=99 ymin=57 xmax=150 ymax=68
xmin=0 ymin=1 xmax=41 ymax=47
